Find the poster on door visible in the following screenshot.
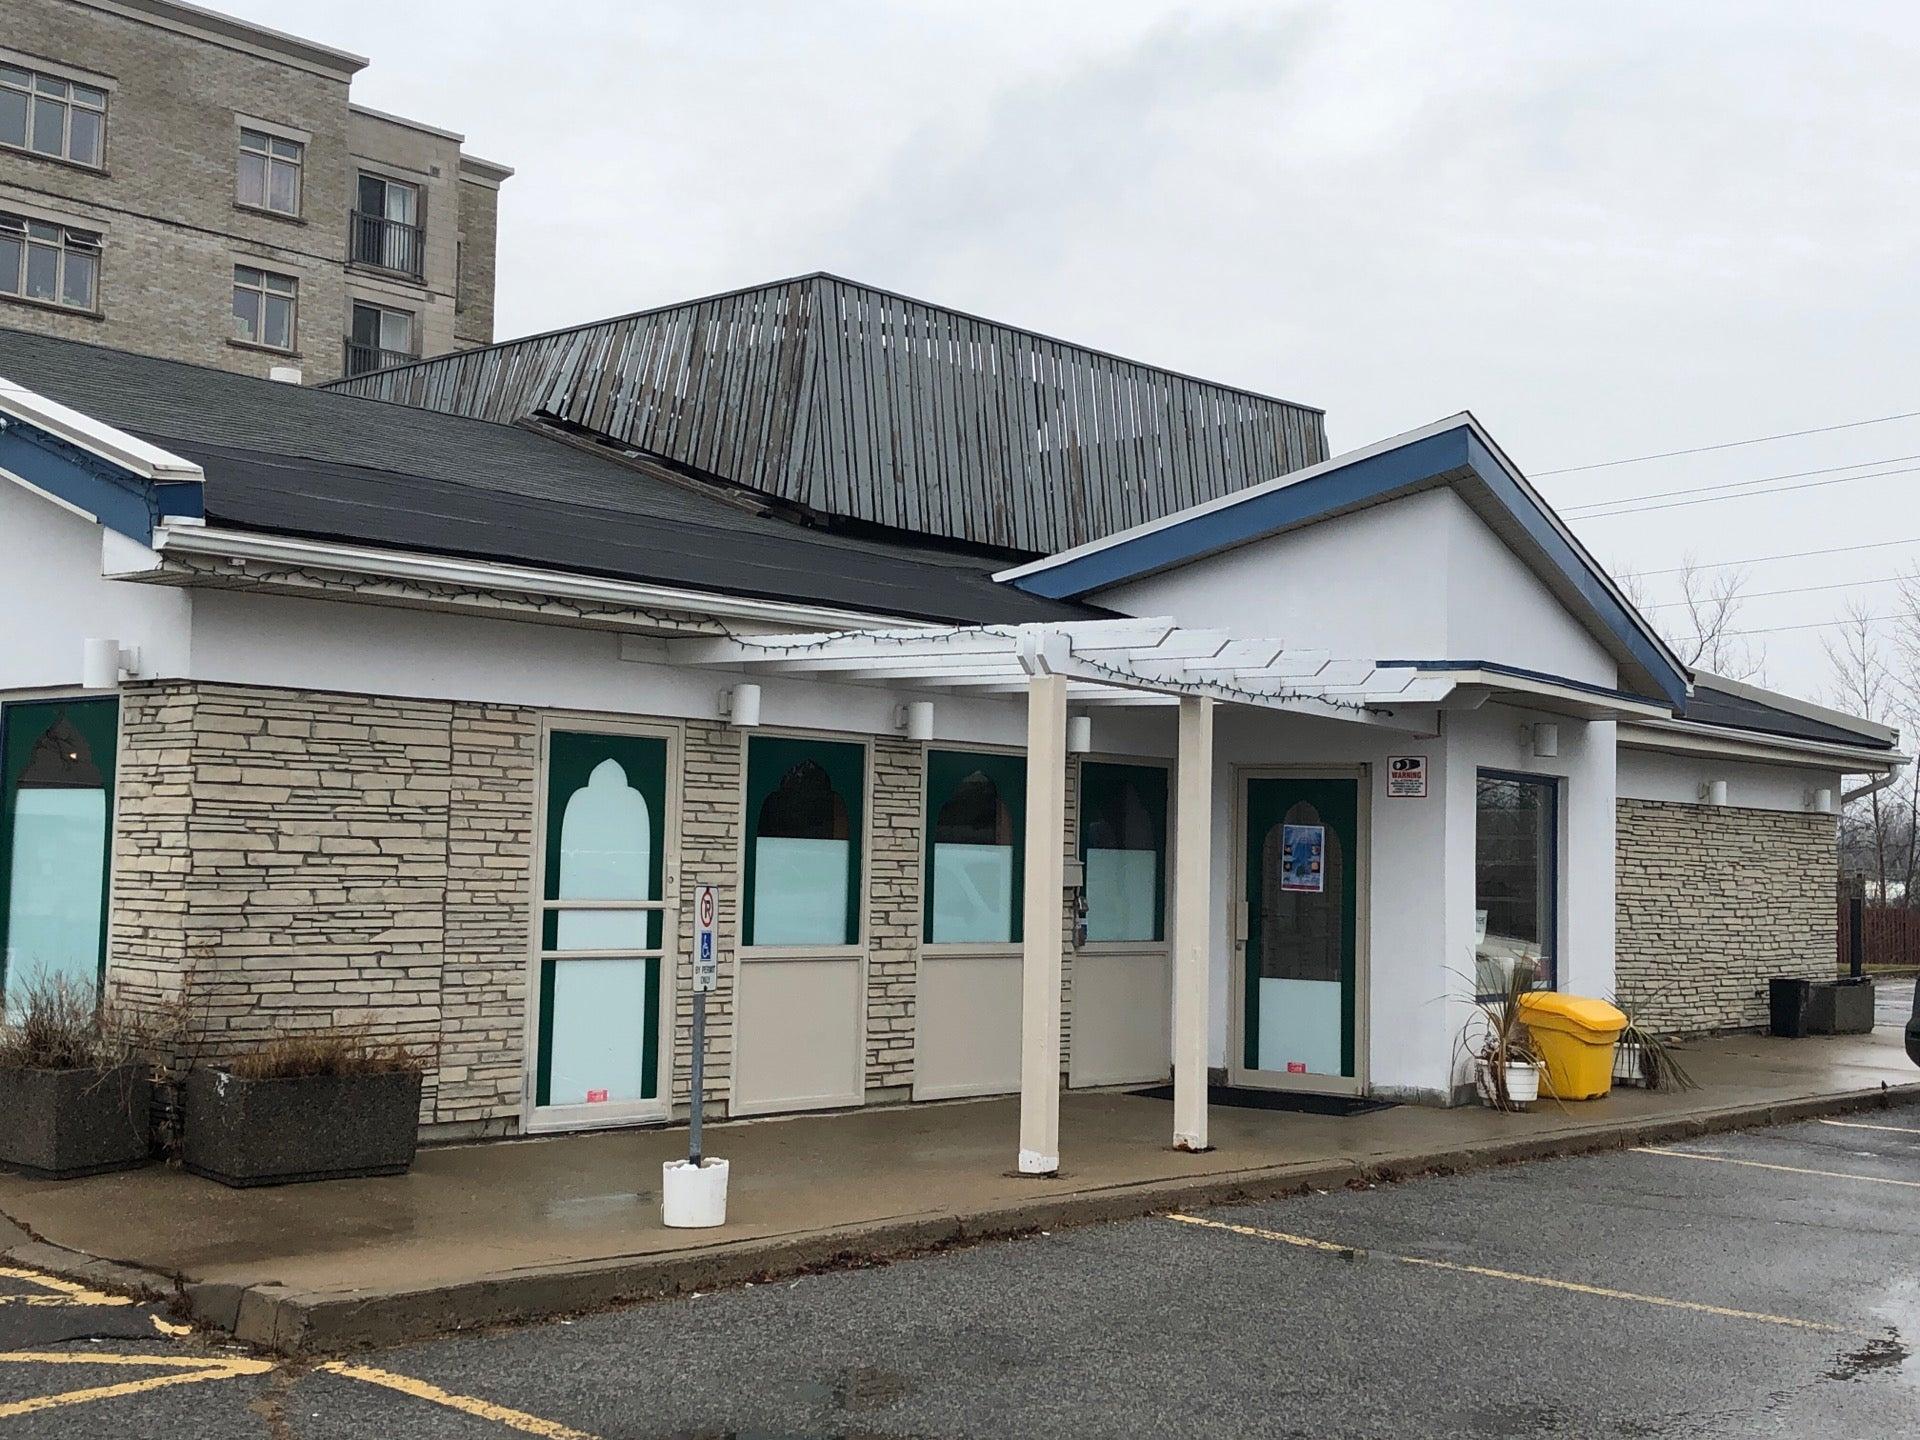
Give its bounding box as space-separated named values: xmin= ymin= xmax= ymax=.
xmin=1279 ymin=823 xmax=1325 ymax=893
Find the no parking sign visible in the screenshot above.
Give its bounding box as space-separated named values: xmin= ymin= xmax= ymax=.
xmin=693 ymin=884 xmax=718 ymax=993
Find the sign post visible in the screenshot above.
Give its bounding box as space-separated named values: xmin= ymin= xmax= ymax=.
xmin=689 ymin=883 xmax=718 ymax=1167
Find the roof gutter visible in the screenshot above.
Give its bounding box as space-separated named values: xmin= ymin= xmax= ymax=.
xmin=144 ymin=524 xmax=925 ymax=633
xmin=1619 ymin=715 xmax=1906 ymax=774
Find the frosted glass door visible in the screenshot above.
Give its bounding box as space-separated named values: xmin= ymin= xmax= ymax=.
xmin=535 ymin=732 xmax=668 ymax=1117
xmin=1 ymin=700 xmax=116 ymax=1009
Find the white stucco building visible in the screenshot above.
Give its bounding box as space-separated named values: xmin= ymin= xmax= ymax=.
xmin=0 ymin=278 xmax=1900 ymax=1170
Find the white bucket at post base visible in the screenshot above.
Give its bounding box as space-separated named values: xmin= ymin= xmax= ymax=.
xmin=663 ymin=1157 xmax=730 ymax=1228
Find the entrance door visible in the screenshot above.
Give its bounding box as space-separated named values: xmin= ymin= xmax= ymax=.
xmin=1236 ymin=772 xmax=1363 ymax=1090
xmin=530 ymin=728 xmax=674 ymax=1129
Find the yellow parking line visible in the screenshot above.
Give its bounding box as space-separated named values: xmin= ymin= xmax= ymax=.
xmin=1818 ymin=1117 xmax=1920 ymax=1136
xmin=0 ymin=1352 xmax=273 ymax=1421
xmin=1165 ymin=1213 xmax=1876 ymax=1336
xmin=1632 ymin=1145 xmax=1920 ymax=1189
xmin=0 ymin=1266 xmax=132 ymax=1308
xmin=320 ymin=1361 xmax=600 ymax=1440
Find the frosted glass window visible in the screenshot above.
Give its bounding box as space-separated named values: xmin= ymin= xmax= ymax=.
xmin=1085 ymin=850 xmax=1157 ymax=942
xmin=753 ymin=837 xmax=850 ymax=945
xmin=748 ymin=754 xmax=857 ymax=946
xmin=546 ymin=957 xmax=650 ymax=1104
xmin=930 ymin=844 xmax=1012 ymax=942
xmin=4 ymin=788 xmax=105 ymax=1004
xmin=555 ymin=758 xmax=652 ymax=951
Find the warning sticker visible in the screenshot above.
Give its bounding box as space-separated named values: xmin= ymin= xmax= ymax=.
xmin=1387 ymin=755 xmax=1427 ymax=798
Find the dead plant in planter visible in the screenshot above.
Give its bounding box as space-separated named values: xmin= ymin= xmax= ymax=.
xmin=1453 ymin=954 xmax=1547 ymax=1112
xmin=1608 ymin=993 xmax=1698 ymax=1093
xmin=0 ymin=973 xmax=155 ymax=1178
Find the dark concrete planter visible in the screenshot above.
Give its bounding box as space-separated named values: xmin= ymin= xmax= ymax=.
xmin=0 ymin=1063 xmax=153 ymax=1179
xmin=1807 ymin=979 xmax=1876 ymax=1036
xmin=182 ymin=1067 xmax=422 ymax=1187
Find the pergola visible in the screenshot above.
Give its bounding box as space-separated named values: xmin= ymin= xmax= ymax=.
xmin=665 ymin=618 xmax=1447 ymax=1172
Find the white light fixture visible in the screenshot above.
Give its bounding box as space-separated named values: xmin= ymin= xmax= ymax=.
xmin=1808 ymin=787 xmax=1835 ymax=815
xmin=1067 ymin=714 xmax=1093 ymax=755
xmin=81 ymin=637 xmax=137 ymax=690
xmin=898 ymin=699 xmax=935 ymax=742
xmin=1700 ymin=779 xmax=1728 ymax=807
xmin=1530 ymin=722 xmax=1559 ymax=758
xmin=719 ymin=683 xmax=762 ymax=728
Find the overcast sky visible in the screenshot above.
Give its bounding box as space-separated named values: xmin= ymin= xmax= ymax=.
xmin=230 ymin=0 xmax=1920 ymax=702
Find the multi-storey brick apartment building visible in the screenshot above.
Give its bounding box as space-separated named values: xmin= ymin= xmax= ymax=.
xmin=0 ymin=0 xmax=510 ymax=382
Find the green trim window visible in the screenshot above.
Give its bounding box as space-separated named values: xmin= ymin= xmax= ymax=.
xmin=1 ymin=699 xmax=117 ymax=1007
xmin=743 ymin=735 xmax=864 ymax=947
xmin=924 ymin=750 xmax=1025 ymax=944
xmin=535 ymin=731 xmax=667 ymax=1108
xmin=1080 ymin=762 xmax=1167 ymax=943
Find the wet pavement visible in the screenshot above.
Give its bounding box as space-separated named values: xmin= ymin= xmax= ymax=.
xmin=5 ymin=1100 xmax=1920 ymax=1437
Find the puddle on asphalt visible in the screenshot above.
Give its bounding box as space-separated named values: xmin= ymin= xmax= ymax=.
xmin=1827 ymin=1332 xmax=1911 ymax=1383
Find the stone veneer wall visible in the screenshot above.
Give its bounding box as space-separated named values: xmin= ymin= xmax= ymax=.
xmin=110 ymin=681 xmax=538 ymax=1132
xmin=1615 ymin=798 xmax=1837 ymax=1034
xmin=111 ymin=682 xmax=1093 ymax=1134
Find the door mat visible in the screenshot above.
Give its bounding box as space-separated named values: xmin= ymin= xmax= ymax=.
xmin=1128 ymin=1084 xmax=1396 ymax=1117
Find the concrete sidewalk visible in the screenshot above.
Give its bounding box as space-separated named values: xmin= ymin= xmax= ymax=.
xmin=3 ymin=1027 xmax=1916 ymax=1352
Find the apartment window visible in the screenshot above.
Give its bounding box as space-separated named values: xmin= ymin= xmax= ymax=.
xmin=237 ymin=128 xmax=302 ymax=216
xmin=351 ymin=173 xmax=422 ymax=276
xmin=1474 ymin=771 xmax=1558 ymax=994
xmin=346 ymin=301 xmax=415 ymax=375
xmin=231 ymin=265 xmax=297 ymax=351
xmin=0 ymin=64 xmax=106 ymax=168
xmin=0 ymin=213 xmax=100 ymax=311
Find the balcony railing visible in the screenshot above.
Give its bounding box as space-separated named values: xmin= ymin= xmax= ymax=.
xmin=343 ymin=340 xmax=417 ymax=377
xmin=349 ymin=210 xmax=424 ymax=279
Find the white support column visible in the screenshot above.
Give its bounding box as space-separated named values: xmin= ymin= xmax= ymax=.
xmin=1018 ymin=670 xmax=1069 ymax=1175
xmin=1173 ymin=695 xmax=1215 ymax=1152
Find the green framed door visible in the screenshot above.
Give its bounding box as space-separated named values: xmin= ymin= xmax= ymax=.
xmin=1240 ymin=773 xmax=1360 ymax=1085
xmin=1 ymin=698 xmax=118 ymax=1008
xmin=532 ymin=728 xmax=672 ymax=1126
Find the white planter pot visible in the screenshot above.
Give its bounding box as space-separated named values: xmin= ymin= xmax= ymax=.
xmin=1476 ymin=1057 xmax=1542 ymax=1109
xmin=662 ymin=1157 xmax=730 ymax=1228
xmin=1613 ymin=1038 xmax=1648 ymax=1087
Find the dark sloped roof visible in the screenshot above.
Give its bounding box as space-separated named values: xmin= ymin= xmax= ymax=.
xmin=0 ymin=327 xmax=1096 ymax=626
xmin=323 ymin=273 xmax=1329 ymax=556
xmin=1679 ymin=682 xmax=1894 ymax=751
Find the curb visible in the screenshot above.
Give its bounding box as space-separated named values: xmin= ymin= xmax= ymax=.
xmin=174 ymin=1078 xmax=1920 ymax=1353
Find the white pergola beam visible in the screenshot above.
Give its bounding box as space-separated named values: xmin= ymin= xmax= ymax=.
xmin=1172 ymin=695 xmax=1213 ymax=1153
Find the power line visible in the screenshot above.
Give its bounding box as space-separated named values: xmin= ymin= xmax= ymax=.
xmin=1640 ymin=574 xmax=1909 ymax=611
xmin=1632 ymin=535 xmax=1920 ymax=577
xmin=1722 ymin=611 xmax=1906 ymax=638
xmin=1569 ymin=462 xmax=1920 ymax=521
xmin=1536 ymin=407 xmax=1920 ymax=476
xmin=1558 ymin=450 xmax=1920 ymax=515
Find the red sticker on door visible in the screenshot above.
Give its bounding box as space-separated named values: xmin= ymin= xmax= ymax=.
xmin=1286 ymin=1062 xmax=1307 ymax=1074
xmin=586 ymin=1089 xmax=609 ymax=1103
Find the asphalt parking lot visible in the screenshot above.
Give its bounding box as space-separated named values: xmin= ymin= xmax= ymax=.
xmin=5 ymin=1099 xmax=1920 ymax=1438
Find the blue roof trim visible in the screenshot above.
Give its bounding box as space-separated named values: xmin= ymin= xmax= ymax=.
xmin=1011 ymin=428 xmax=1471 ymax=602
xmin=1009 ymin=422 xmax=1689 ymax=710
xmin=0 ymin=418 xmax=201 ymax=543
xmin=1375 ymin=659 xmax=1669 ymax=711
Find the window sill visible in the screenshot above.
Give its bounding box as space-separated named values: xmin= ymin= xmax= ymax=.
xmin=233 ymin=201 xmax=306 ymax=226
xmin=0 ymin=141 xmax=108 ymax=177
xmin=226 ymin=338 xmax=301 ymax=359
xmin=0 ymin=290 xmax=101 ymax=320
xmin=346 ymin=260 xmax=427 ymax=286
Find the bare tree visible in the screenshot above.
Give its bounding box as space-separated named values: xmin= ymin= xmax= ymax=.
xmin=1826 ymin=600 xmax=1901 ymax=899
xmin=1616 ymin=556 xmax=1766 ymax=680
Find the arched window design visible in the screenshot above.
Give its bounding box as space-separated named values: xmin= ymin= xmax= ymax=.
xmin=554 ymin=758 xmax=654 ymax=951
xmin=537 ymin=730 xmax=668 ymax=1109
xmin=2 ymin=699 xmax=118 ymax=1007
xmin=744 ymin=737 xmax=864 ymax=947
xmin=925 ymin=750 xmax=1025 ymax=944
xmin=1080 ymin=762 xmax=1167 ymax=943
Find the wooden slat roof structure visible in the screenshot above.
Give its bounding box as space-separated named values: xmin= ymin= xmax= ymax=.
xmin=324 ymin=273 xmax=1328 ymax=557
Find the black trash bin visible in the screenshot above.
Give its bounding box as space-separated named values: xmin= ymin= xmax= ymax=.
xmin=1769 ymin=976 xmax=1812 ymax=1038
